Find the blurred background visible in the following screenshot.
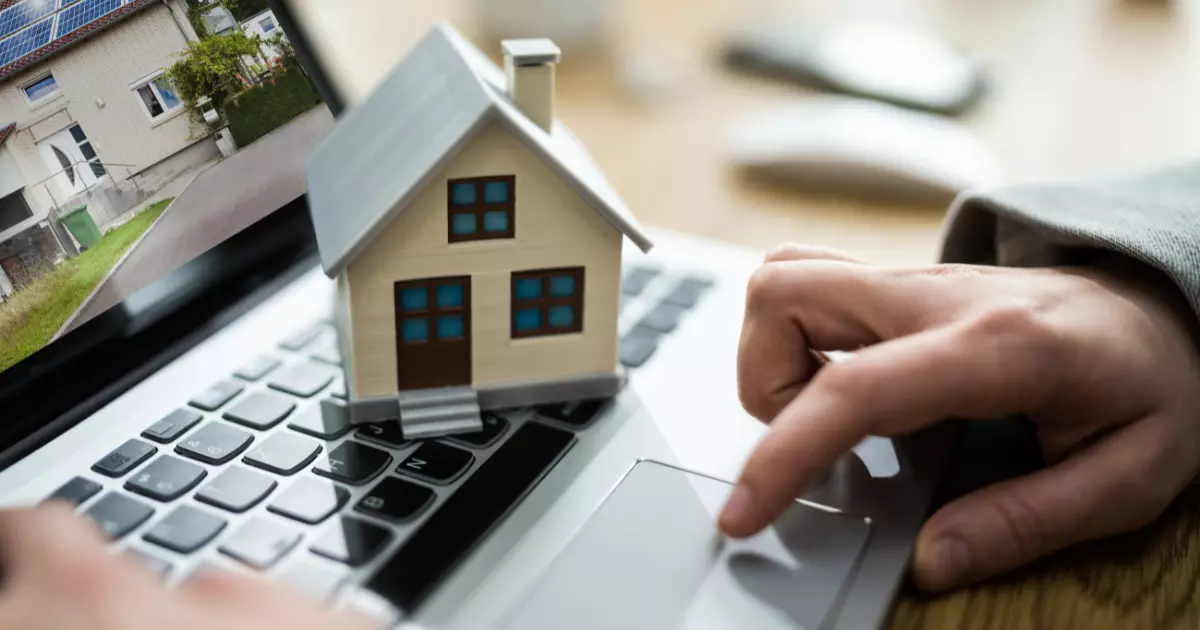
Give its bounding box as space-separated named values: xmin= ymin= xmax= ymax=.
xmin=293 ymin=0 xmax=1200 ymax=265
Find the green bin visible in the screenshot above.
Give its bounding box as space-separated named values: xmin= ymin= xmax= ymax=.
xmin=60 ymin=206 xmax=102 ymax=250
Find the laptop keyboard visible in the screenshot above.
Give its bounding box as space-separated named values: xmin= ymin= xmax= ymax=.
xmin=44 ymin=264 xmax=713 ymax=613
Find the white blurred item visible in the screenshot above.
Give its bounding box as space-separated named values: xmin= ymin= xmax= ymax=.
xmin=726 ymin=96 xmax=1002 ymax=205
xmin=473 ymin=0 xmax=611 ymax=46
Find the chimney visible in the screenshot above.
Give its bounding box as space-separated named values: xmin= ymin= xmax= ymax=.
xmin=501 ymin=38 xmax=561 ymax=132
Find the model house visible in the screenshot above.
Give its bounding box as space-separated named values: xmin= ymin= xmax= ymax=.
xmin=307 ymin=23 xmax=653 ymax=432
xmin=0 ymin=0 xmax=218 ymax=296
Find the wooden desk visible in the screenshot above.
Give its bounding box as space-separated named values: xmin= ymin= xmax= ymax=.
xmin=292 ymin=0 xmax=1200 ymax=626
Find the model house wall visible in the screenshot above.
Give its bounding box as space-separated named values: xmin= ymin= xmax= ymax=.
xmin=344 ymin=119 xmax=624 ymax=399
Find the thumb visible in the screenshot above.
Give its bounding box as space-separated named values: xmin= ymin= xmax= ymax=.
xmin=911 ymin=419 xmax=1176 ymax=591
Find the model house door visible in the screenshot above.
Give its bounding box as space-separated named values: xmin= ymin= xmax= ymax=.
xmin=37 ymin=124 xmax=107 ymax=199
xmin=394 ymin=276 xmax=472 ymax=390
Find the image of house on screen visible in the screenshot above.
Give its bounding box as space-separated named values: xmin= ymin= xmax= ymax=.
xmin=306 ymin=23 xmax=654 ymax=433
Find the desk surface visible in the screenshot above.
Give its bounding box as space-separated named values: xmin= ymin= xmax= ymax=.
xmin=290 ymin=0 xmax=1200 ymax=626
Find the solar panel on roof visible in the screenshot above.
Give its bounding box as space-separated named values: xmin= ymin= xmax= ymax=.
xmin=0 ymin=0 xmax=58 ymax=40
xmin=0 ymin=14 xmax=51 ymax=66
xmin=53 ymin=0 xmax=122 ymax=38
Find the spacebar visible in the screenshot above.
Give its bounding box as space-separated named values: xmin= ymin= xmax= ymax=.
xmin=365 ymin=420 xmax=577 ymax=613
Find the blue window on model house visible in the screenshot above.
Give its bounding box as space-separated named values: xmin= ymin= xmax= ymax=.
xmin=511 ymin=267 xmax=585 ymax=338
xmin=448 ymin=175 xmax=515 ymax=242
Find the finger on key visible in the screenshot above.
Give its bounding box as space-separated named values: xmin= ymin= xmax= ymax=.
xmin=723 ymin=307 xmax=1068 ymax=538
xmin=0 ymin=504 xmax=109 ymax=574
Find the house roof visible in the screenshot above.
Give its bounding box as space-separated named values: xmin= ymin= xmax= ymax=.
xmin=0 ymin=123 xmax=15 ymax=149
xmin=0 ymin=0 xmax=158 ymax=83
xmin=306 ymin=22 xmax=654 ymax=278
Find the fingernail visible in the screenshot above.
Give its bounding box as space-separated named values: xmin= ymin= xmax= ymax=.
xmin=927 ymin=537 xmax=970 ymax=583
xmin=721 ymin=484 xmax=753 ymax=528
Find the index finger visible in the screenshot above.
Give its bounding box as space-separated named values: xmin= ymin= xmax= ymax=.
xmin=721 ymin=307 xmax=1067 ymax=537
xmin=0 ymin=504 xmax=108 ymax=573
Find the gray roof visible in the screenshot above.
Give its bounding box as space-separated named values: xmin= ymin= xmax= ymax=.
xmin=306 ymin=22 xmax=654 ymax=278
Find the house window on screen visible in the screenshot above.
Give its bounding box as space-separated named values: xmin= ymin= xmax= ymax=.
xmin=511 ymin=267 xmax=584 ymax=338
xmin=22 ymin=73 xmax=59 ymax=105
xmin=447 ymin=175 xmax=515 ymax=243
xmin=133 ymin=72 xmax=183 ymax=121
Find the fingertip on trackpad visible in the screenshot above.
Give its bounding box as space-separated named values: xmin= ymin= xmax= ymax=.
xmin=497 ymin=461 xmax=872 ymax=630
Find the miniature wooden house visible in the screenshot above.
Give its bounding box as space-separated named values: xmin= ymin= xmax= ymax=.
xmin=306 ymin=24 xmax=653 ymax=433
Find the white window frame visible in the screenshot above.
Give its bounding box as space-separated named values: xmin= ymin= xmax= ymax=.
xmin=258 ymin=15 xmax=277 ymax=34
xmin=129 ymin=70 xmax=184 ymax=124
xmin=21 ymin=72 xmax=60 ymax=107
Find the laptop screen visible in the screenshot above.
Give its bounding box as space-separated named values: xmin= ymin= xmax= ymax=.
xmin=0 ymin=0 xmax=334 ymax=463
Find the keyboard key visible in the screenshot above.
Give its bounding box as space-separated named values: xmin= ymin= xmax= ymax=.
xmin=244 ymin=433 xmax=322 ymax=476
xmin=189 ymin=380 xmax=245 ymax=412
xmin=223 ymin=392 xmax=297 ymax=430
xmin=330 ymin=380 xmax=347 ymax=399
xmin=288 ymin=401 xmax=352 ymax=440
xmin=313 ymin=441 xmax=391 ymax=486
xmin=366 ymin=420 xmax=575 ymax=611
xmin=142 ymin=409 xmax=203 ymax=444
xmin=311 ymin=340 xmax=342 ymax=366
xmin=280 ymin=325 xmax=326 ymax=351
xmin=124 ymin=548 xmax=173 ymax=579
xmin=445 ymin=413 xmax=508 ymax=449
xmin=234 ymin=355 xmax=282 ymax=381
xmin=621 ymin=266 xmax=660 ymax=296
xmin=662 ymin=277 xmax=712 ymax=308
xmin=269 ymin=477 xmax=349 ymax=525
xmin=310 ymin=516 xmax=393 ymax=567
xmin=44 ymin=476 xmax=102 ymax=506
xmin=279 ymin=560 xmax=347 ymax=602
xmin=144 ymin=505 xmax=227 ymax=554
xmin=176 ymin=422 xmax=254 ymax=465
xmin=638 ymin=303 xmax=687 ymax=334
xmin=196 ymin=467 xmax=277 ymax=513
xmin=535 ymin=399 xmax=606 ymax=428
xmin=269 ymin=363 xmax=336 ymax=398
xmin=84 ymin=493 xmax=155 ymax=540
xmin=355 ymin=422 xmax=410 ymax=449
xmin=355 ymin=477 xmax=435 ymax=523
xmin=92 ymin=440 xmax=157 ymax=478
xmin=620 ymin=328 xmax=660 ymax=368
xmin=125 ymin=456 xmax=207 ymax=502
xmin=396 ymin=442 xmax=473 ymax=485
xmin=220 ymin=517 xmax=302 ymax=570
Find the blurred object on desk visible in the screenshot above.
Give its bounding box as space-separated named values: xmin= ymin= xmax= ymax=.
xmin=472 ymin=0 xmax=612 ymax=47
xmin=724 ymin=20 xmax=987 ymax=116
xmin=726 ymin=96 xmax=1002 ymax=206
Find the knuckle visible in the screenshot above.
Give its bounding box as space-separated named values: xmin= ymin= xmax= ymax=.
xmin=966 ymin=302 xmax=1057 ymax=347
xmin=986 ymin=488 xmax=1051 ymax=560
xmin=745 ymin=262 xmax=794 ymax=307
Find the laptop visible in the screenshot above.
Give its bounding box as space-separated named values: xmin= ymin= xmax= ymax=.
xmin=0 ymin=1 xmax=956 ymax=628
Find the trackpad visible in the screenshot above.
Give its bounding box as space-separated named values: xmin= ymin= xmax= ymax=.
xmin=498 ymin=460 xmax=871 ymax=630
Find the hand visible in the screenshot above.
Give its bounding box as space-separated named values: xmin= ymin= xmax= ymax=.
xmin=0 ymin=504 xmax=380 ymax=630
xmin=719 ymin=244 xmax=1200 ymax=591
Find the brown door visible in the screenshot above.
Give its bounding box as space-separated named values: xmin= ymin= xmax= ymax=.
xmin=394 ymin=276 xmax=472 ymax=390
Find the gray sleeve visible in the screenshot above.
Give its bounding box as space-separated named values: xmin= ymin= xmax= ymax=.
xmin=939 ymin=160 xmax=1200 ymax=315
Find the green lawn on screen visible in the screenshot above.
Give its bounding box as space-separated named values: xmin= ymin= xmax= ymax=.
xmin=0 ymin=198 xmax=173 ymax=373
